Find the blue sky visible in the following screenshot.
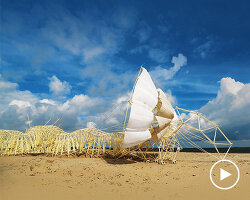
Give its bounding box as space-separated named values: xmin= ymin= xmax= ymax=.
xmin=0 ymin=0 xmax=250 ymax=146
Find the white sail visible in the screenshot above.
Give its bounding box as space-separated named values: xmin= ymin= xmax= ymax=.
xmin=152 ymin=89 xmax=176 ymax=141
xmin=156 ymin=89 xmax=175 ymax=119
xmin=132 ymin=69 xmax=158 ymax=109
xmin=126 ymin=101 xmax=154 ymax=131
xmin=123 ymin=67 xmax=179 ymax=147
xmin=155 ymin=116 xmax=171 ymax=131
xmin=123 ymin=68 xmax=158 ymax=148
xmin=123 ymin=130 xmax=152 ymax=148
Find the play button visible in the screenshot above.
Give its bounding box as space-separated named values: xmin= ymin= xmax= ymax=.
xmin=210 ymin=159 xmax=240 ymax=190
xmin=220 ymin=168 xmax=231 ymax=181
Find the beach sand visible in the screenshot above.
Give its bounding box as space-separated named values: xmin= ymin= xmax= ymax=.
xmin=0 ymin=152 xmax=249 ymax=200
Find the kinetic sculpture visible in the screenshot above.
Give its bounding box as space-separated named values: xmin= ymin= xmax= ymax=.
xmin=0 ymin=67 xmax=232 ymax=163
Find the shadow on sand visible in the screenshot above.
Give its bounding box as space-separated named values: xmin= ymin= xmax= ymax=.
xmin=103 ymin=157 xmax=137 ymax=165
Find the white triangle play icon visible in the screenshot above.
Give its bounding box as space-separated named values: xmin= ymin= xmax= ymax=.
xmin=220 ymin=168 xmax=231 ymax=181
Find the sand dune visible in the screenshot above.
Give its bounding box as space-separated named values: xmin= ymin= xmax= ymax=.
xmin=0 ymin=153 xmax=249 ymax=200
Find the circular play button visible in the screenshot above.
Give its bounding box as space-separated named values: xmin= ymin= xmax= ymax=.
xmin=210 ymin=159 xmax=240 ymax=190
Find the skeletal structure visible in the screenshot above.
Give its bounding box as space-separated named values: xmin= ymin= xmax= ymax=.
xmin=0 ymin=67 xmax=232 ymax=163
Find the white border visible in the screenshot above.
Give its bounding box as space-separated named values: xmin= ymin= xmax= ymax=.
xmin=210 ymin=159 xmax=240 ymax=190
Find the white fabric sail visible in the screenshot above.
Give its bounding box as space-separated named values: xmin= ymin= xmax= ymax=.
xmin=123 ymin=68 xmax=179 ymax=147
xmin=155 ymin=116 xmax=171 ymax=131
xmin=155 ymin=112 xmax=179 ymax=140
xmin=126 ymin=100 xmax=154 ymax=131
xmin=123 ymin=68 xmax=158 ymax=148
xmin=132 ymin=69 xmax=158 ymax=109
xmin=156 ymin=89 xmax=175 ymax=119
xmin=123 ymin=130 xmax=152 ymax=148
xmin=152 ymin=89 xmax=176 ymax=141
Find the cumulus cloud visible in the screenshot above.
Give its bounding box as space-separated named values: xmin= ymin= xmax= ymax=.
xmin=9 ymin=100 xmax=32 ymax=109
xmin=150 ymin=53 xmax=187 ymax=82
xmin=83 ymin=92 xmax=129 ymax=131
xmin=0 ymin=74 xmax=18 ymax=91
xmin=40 ymin=99 xmax=56 ymax=106
xmin=49 ymin=75 xmax=71 ymax=96
xmin=200 ymin=77 xmax=250 ymax=140
xmin=0 ymin=74 xmax=130 ymax=132
xmin=0 ymin=75 xmax=39 ymax=112
xmin=86 ymin=122 xmax=97 ymax=128
xmin=58 ymin=94 xmax=97 ymax=114
xmin=0 ymin=75 xmax=104 ymax=131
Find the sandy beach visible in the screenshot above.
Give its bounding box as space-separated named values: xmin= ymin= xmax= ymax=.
xmin=0 ymin=152 xmax=249 ymax=200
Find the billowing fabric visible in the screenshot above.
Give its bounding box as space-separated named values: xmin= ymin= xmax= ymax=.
xmin=155 ymin=116 xmax=171 ymax=131
xmin=156 ymin=111 xmax=179 ymax=140
xmin=156 ymin=89 xmax=175 ymax=119
xmin=132 ymin=68 xmax=158 ymax=110
xmin=152 ymin=89 xmax=177 ymax=141
xmin=126 ymin=100 xmax=154 ymax=131
xmin=123 ymin=68 xmax=179 ymax=148
xmin=123 ymin=68 xmax=157 ymax=148
xmin=123 ymin=130 xmax=152 ymax=148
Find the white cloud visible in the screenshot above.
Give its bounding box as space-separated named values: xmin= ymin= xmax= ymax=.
xmin=9 ymin=100 xmax=32 ymax=108
xmin=0 ymin=75 xmax=18 ymax=91
xmin=106 ymin=117 xmax=120 ymax=125
xmin=2 ymin=71 xmax=249 ymax=143
xmin=40 ymin=99 xmax=56 ymax=106
xmin=0 ymin=75 xmax=103 ymax=132
xmin=200 ymin=77 xmax=250 ymax=140
xmin=150 ymin=53 xmax=187 ymax=82
xmin=171 ymin=53 xmax=187 ymax=70
xmin=116 ymin=93 xmax=130 ymax=104
xmin=0 ymin=75 xmax=39 ymax=113
xmin=49 ymin=75 xmax=71 ymax=95
xmin=86 ymin=122 xmax=97 ymax=128
xmin=0 ymin=74 xmax=130 ymax=132
xmin=58 ymin=94 xmax=98 ymax=114
xmin=83 ymin=93 xmax=129 ymax=130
